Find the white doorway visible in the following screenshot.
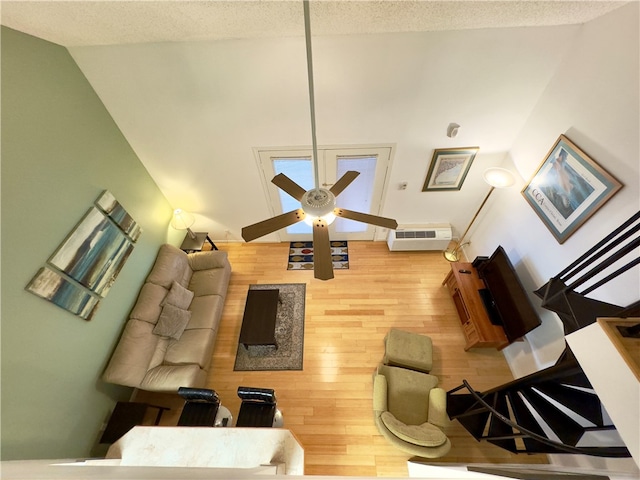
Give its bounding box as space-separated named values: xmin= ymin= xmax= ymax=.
xmin=256 ymin=145 xmax=393 ymax=241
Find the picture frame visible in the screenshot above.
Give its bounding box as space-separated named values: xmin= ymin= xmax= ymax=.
xmin=48 ymin=207 xmax=134 ymax=297
xmin=422 ymin=146 xmax=479 ymax=191
xmin=95 ymin=190 xmax=142 ymax=242
xmin=26 ymin=266 xmax=100 ymax=321
xmin=521 ymin=135 xmax=622 ymax=244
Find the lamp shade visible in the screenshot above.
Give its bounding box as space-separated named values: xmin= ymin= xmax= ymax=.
xmin=171 ymin=209 xmax=195 ymax=230
xmin=483 ymin=167 xmax=516 ymax=188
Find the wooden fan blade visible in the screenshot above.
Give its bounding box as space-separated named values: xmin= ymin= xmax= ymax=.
xmin=330 ymin=171 xmax=360 ymax=197
xmin=242 ymin=209 xmax=306 ymax=242
xmin=334 ymin=208 xmax=398 ymax=230
xmin=272 ymin=173 xmax=307 ymax=201
xmin=312 ymin=218 xmax=334 ymax=280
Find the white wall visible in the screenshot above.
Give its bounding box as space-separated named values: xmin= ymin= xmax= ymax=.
xmin=462 ymin=3 xmax=639 ymax=471
xmin=464 ymin=1 xmax=639 ymax=372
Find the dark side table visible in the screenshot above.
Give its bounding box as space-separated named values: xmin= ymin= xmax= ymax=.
xmin=99 ymin=402 xmax=169 ymax=444
xmin=179 ymin=232 xmax=218 ymax=252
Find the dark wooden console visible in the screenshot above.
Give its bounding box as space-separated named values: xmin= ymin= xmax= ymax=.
xmin=443 ymin=262 xmax=509 ymax=351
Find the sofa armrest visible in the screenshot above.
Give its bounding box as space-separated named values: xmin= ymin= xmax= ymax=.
xmin=428 ymin=387 xmax=449 ymax=428
xmin=372 ymin=374 xmax=388 ymax=413
xmin=187 ymin=250 xmax=230 ymax=271
xmin=140 ymin=364 xmax=207 ymax=392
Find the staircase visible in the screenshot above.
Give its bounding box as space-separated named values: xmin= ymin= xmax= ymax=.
xmin=448 ymin=212 xmax=639 ymax=457
xmin=447 ymin=349 xmax=630 ymax=457
xmin=534 ymin=211 xmax=640 ymax=334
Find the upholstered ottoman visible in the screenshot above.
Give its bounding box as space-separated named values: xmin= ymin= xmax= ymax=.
xmin=383 ymin=328 xmax=433 ymax=373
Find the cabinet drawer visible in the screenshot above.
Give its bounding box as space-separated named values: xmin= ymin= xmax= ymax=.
xmin=463 ymin=321 xmax=479 ymax=344
xmin=445 ymin=275 xmax=457 ymax=296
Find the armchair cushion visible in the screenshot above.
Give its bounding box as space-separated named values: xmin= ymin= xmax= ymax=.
xmin=384 ymin=328 xmax=433 ymax=373
xmin=381 ymin=411 xmax=447 ymax=447
xmin=428 ymin=387 xmax=450 ymax=429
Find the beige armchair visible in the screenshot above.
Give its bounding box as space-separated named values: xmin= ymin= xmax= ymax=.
xmin=373 ymin=364 xmax=451 ymax=458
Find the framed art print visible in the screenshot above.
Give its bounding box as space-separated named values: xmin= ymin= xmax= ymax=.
xmin=522 ymin=135 xmax=622 ymax=244
xmin=95 ymin=190 xmax=142 ymax=242
xmin=48 ymin=207 xmax=134 ymax=296
xmin=422 ymin=147 xmax=479 ymax=191
xmin=26 ymin=267 xmax=100 ymax=320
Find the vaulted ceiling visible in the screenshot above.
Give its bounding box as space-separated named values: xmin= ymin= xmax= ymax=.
xmin=1 ymin=1 xmax=629 ymax=241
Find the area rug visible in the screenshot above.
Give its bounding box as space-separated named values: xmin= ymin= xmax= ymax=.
xmin=233 ymin=283 xmax=306 ymax=371
xmin=288 ymin=240 xmax=349 ymax=271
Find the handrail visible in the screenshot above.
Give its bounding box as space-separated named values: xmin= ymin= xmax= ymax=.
xmin=453 ymin=380 xmax=630 ymax=457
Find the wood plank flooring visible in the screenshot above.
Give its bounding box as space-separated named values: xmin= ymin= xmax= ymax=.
xmin=134 ymin=241 xmax=547 ymax=476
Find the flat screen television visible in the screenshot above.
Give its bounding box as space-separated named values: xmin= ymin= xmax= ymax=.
xmin=475 ymin=246 xmax=541 ymax=342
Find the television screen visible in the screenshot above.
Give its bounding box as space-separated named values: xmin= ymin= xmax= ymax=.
xmin=476 ymin=246 xmax=541 ymax=341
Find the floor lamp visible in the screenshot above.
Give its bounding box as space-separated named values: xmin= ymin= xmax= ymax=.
xmin=171 ymin=208 xmax=197 ymax=239
xmin=443 ymin=167 xmax=516 ymax=262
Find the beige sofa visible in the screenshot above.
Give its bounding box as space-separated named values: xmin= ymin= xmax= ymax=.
xmin=102 ymin=244 xmax=231 ymax=392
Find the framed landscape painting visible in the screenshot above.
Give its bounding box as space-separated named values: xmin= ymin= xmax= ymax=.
xmin=522 ymin=135 xmax=622 ymax=244
xmin=422 ymin=147 xmax=479 ymax=191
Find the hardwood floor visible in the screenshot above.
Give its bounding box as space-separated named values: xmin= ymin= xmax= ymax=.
xmin=134 ymin=241 xmax=547 ymax=476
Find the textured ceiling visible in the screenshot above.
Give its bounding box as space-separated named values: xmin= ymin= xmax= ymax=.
xmin=0 ymin=0 xmax=629 ymax=47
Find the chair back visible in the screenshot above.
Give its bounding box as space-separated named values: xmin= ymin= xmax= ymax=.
xmin=236 ymin=386 xmax=278 ymax=427
xmin=177 ymin=387 xmax=220 ymax=426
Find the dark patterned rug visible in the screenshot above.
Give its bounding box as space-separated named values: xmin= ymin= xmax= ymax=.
xmin=233 ymin=283 xmax=306 ymax=371
xmin=288 ymin=240 xmax=349 ymax=271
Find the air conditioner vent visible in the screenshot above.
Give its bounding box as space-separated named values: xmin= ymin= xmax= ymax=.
xmin=387 ymin=224 xmax=452 ymax=251
xmin=395 ymin=230 xmax=436 ymax=239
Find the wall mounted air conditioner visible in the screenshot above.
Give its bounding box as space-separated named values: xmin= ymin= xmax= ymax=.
xmin=387 ymin=224 xmax=452 ymax=251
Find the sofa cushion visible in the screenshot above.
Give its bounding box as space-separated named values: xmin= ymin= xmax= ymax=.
xmin=381 ymin=411 xmax=447 ymax=447
xmin=164 ymin=328 xmax=216 ymax=369
xmin=187 ymin=250 xmax=230 ymax=271
xmin=129 ymin=283 xmax=167 ymax=325
xmin=186 ymin=295 xmax=224 ymax=331
xmin=189 ymin=267 xmax=230 ymax=298
xmin=162 ymin=280 xmax=194 ymax=310
xmin=153 ymin=304 xmax=191 ymax=340
xmin=146 ymin=244 xmax=192 ymax=289
xmin=141 ymin=364 xmax=207 ymax=392
xmin=102 ymin=319 xmax=160 ymax=387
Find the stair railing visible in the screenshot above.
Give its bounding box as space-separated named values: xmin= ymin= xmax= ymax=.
xmin=448 ymin=380 xmax=631 ymax=457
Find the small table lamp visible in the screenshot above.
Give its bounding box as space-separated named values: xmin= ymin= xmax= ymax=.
xmin=171 ymin=208 xmax=197 ymax=239
xmin=444 ymin=167 xmax=516 ymax=262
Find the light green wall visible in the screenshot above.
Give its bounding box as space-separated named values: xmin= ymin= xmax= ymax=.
xmin=1 ymin=27 xmax=182 ymax=460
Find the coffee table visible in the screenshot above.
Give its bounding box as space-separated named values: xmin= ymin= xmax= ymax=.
xmin=239 ymin=289 xmax=280 ymax=349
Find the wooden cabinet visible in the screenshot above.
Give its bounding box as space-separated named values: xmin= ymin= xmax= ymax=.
xmin=443 ymin=262 xmax=509 ymax=351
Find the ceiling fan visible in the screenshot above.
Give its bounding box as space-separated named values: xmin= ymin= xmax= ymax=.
xmin=241 ymin=0 xmax=398 ymax=280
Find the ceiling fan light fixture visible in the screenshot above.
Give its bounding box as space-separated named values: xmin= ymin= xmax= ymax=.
xmin=301 ymin=187 xmax=337 ymax=224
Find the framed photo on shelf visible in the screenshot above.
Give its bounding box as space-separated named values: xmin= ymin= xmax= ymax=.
xmin=422 ymin=147 xmax=479 ymax=191
xmin=521 ymin=134 xmax=622 ymax=244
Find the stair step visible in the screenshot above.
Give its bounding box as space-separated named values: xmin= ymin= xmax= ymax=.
xmin=446 ymin=393 xmax=479 ymax=419
xmin=456 ymin=410 xmax=491 ymax=441
xmin=535 ymin=382 xmax=603 ymax=426
xmin=487 ymin=439 xmax=518 ymax=453
xmin=506 ymin=391 xmax=547 ymax=437
xmin=486 ymin=393 xmax=517 ymax=453
xmin=520 ymin=388 xmax=585 ymax=446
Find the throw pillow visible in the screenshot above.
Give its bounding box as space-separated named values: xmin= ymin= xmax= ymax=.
xmin=153 ymin=304 xmax=191 ymax=340
xmin=162 ymin=280 xmax=194 ymax=310
xmin=380 ymin=411 xmax=446 ymax=447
